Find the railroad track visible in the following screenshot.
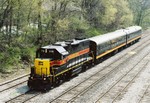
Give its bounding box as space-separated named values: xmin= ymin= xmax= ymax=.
xmin=95 ymin=54 xmax=150 ymax=103
xmin=0 ymin=74 xmax=29 ymax=86
xmin=48 ymin=32 xmax=150 ymax=103
xmin=138 ymin=84 xmax=150 ymax=103
xmin=2 ymin=30 xmax=150 ymax=103
xmin=0 ymin=74 xmax=29 ymax=93
xmin=6 ymin=90 xmax=41 ymax=103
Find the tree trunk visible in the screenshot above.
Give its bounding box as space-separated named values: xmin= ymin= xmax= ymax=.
xmin=37 ymin=0 xmax=43 ymax=47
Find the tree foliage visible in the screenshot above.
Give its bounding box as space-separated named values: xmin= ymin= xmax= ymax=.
xmin=0 ymin=0 xmax=149 ymax=73
xmin=128 ymin=0 xmax=150 ymax=27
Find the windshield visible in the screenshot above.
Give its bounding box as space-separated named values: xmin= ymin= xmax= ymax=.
xmin=36 ymin=48 xmax=61 ymax=60
xmin=37 ymin=49 xmax=54 ymax=60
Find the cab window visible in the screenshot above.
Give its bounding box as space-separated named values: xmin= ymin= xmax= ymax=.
xmin=36 ymin=49 xmax=62 ymax=60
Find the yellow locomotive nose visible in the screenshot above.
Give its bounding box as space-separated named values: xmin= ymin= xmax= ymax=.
xmin=34 ymin=59 xmax=50 ymax=76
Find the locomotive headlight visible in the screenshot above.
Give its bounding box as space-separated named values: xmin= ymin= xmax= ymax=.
xmin=43 ymin=78 xmax=46 ymax=80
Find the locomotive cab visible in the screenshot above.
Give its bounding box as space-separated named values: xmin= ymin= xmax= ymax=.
xmin=34 ymin=48 xmax=55 ymax=76
xmin=28 ymin=45 xmax=69 ymax=89
xmin=34 ymin=46 xmax=68 ymax=76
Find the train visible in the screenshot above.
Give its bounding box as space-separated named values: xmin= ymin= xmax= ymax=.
xmin=27 ymin=26 xmax=142 ymax=90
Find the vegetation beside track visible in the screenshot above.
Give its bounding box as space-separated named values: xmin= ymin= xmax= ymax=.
xmin=0 ymin=0 xmax=149 ymax=73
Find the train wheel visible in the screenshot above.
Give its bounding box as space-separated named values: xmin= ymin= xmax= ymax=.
xmin=111 ymin=51 xmax=116 ymax=56
xmin=43 ymin=85 xmax=51 ymax=92
xmin=99 ymin=58 xmax=103 ymax=63
xmin=43 ymin=88 xmax=48 ymax=92
xmin=54 ymin=77 xmax=60 ymax=87
xmin=81 ymin=64 xmax=88 ymax=72
xmin=66 ymin=71 xmax=72 ymax=81
xmin=27 ymin=80 xmax=33 ymax=89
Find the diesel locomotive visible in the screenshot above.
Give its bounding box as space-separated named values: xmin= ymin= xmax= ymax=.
xmin=28 ymin=26 xmax=142 ymax=90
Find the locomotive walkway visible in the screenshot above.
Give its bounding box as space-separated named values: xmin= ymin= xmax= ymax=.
xmin=0 ymin=29 xmax=150 ymax=103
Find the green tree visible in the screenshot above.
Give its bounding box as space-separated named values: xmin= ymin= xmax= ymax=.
xmin=128 ymin=0 xmax=150 ymax=27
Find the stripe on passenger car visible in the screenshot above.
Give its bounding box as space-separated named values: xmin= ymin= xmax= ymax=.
xmin=96 ymin=35 xmax=141 ymax=59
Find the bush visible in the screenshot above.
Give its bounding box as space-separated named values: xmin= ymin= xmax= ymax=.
xmin=0 ymin=47 xmax=20 ymax=73
xmin=20 ymin=47 xmax=36 ymax=63
xmin=0 ymin=45 xmax=36 ymax=73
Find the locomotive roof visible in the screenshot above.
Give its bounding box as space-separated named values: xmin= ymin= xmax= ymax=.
xmin=41 ymin=39 xmax=89 ymax=55
xmin=89 ymin=29 xmax=126 ymax=45
xmin=55 ymin=38 xmax=89 ymax=46
xmin=42 ymin=45 xmax=69 ymax=55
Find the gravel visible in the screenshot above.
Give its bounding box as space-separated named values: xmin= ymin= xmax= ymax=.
xmin=114 ymin=60 xmax=150 ymax=103
xmin=0 ymin=83 xmax=29 ymax=102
